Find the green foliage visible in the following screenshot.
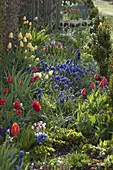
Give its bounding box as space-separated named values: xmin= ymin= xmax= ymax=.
xmin=90 ymin=17 xmax=112 ymax=77
xmin=18 ymin=125 xmax=35 ymax=151
xmin=0 ymin=142 xmax=17 ymax=170
xmin=65 ymin=151 xmax=88 ymax=168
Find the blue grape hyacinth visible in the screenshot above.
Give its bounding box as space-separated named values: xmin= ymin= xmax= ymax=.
xmin=35 ymin=132 xmax=48 ymax=144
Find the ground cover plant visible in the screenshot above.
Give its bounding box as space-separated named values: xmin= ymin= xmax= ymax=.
xmin=0 ymin=0 xmax=113 ymax=169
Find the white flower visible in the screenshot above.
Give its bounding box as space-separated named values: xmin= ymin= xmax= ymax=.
xmin=35 ymin=57 xmax=39 ymax=61
xmin=34 ymin=72 xmax=42 ymax=78
xmin=48 ymin=70 xmax=53 ymax=76
xmin=45 ymin=74 xmax=49 ymax=80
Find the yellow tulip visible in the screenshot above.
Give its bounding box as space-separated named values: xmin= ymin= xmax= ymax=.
xmin=29 ymin=22 xmax=32 ymax=26
xmin=27 ymin=43 xmax=32 ymax=49
xmin=20 ymin=41 xmax=24 ymax=47
xmin=18 ymin=32 xmax=23 ymax=39
xmin=7 ymin=42 xmax=12 ymax=49
xmin=25 ymin=33 xmax=29 ymax=38
xmin=34 ymin=46 xmax=37 ymax=50
xmin=23 ymin=16 xmax=26 ymax=21
xmin=26 ymin=20 xmax=29 ymax=24
xmin=9 ymin=32 xmax=13 ymax=39
xmin=30 ymin=46 xmax=34 ymax=51
xmin=23 ymin=37 xmax=27 ymax=43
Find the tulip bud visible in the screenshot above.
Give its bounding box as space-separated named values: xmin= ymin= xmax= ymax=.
xmin=7 ymin=42 xmax=12 ymax=49
xmin=11 ymin=122 xmax=20 ymax=136
xmin=23 ymin=37 xmax=27 ymax=43
xmin=9 ymin=32 xmax=13 ymax=39
xmin=23 ymin=16 xmax=26 ymax=21
xmin=18 ymin=32 xmax=23 ymax=40
xmin=20 ymin=41 xmax=24 ymax=48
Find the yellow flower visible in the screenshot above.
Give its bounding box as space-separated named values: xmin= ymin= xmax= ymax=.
xmin=34 ymin=46 xmax=37 ymax=50
xmin=27 ymin=43 xmax=32 ymax=49
xmin=45 ymin=74 xmax=49 ymax=80
xmin=18 ymin=32 xmax=23 ymax=39
xmin=29 ymin=22 xmax=32 ymax=26
xmin=9 ymin=32 xmax=13 ymax=39
xmin=23 ymin=21 xmax=27 ymax=25
xmin=25 ymin=33 xmax=30 ymax=38
xmin=48 ymin=70 xmax=53 ymax=76
xmin=25 ymin=32 xmax=32 ymax=39
xmin=7 ymin=42 xmax=12 ymax=49
xmin=20 ymin=41 xmax=24 ymax=47
xmin=29 ymin=34 xmax=32 ymax=40
xmin=24 ymin=50 xmax=27 ymax=54
xmin=23 ymin=16 xmax=26 ymax=21
xmin=30 ymin=46 xmax=34 ymax=51
xmin=23 ymin=37 xmax=27 ymax=43
xmin=26 ymin=20 xmax=29 ymax=24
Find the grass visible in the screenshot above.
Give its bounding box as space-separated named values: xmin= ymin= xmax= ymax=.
xmin=93 ymin=0 xmax=113 ymax=44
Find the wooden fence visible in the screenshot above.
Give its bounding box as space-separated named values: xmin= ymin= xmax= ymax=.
xmin=32 ymin=0 xmax=61 ymax=31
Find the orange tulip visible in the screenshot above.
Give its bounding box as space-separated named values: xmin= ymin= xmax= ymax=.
xmin=11 ymin=122 xmax=20 ymax=136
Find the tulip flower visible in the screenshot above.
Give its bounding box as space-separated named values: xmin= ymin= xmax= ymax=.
xmin=94 ymin=73 xmax=98 ymax=80
xmin=99 ymin=80 xmax=105 ymax=88
xmin=18 ymin=32 xmax=23 ymax=39
xmin=9 ymin=32 xmax=13 ymax=39
xmin=20 ymin=41 xmax=24 ymax=47
xmin=0 ymin=98 xmax=6 ymax=105
xmin=13 ymin=101 xmax=21 ymax=109
xmin=32 ymin=67 xmax=37 ymax=73
xmin=6 ymin=76 xmax=13 ymax=83
xmin=23 ymin=37 xmax=27 ymax=43
xmin=11 ymin=122 xmax=20 ymax=136
xmin=32 ymin=100 xmax=41 ymax=112
xmin=23 ymin=16 xmax=26 ymax=21
xmin=90 ymin=82 xmax=95 ymax=89
xmin=101 ymin=76 xmax=107 ymax=84
xmin=2 ymin=88 xmax=9 ymax=94
xmin=81 ymin=88 xmax=86 ymax=95
xmin=7 ymin=42 xmax=12 ymax=49
xmin=16 ymin=109 xmax=22 ymax=115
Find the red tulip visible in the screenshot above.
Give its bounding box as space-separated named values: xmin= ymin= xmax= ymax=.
xmin=0 ymin=98 xmax=6 ymax=105
xmin=99 ymin=80 xmax=104 ymax=88
xmin=2 ymin=88 xmax=8 ymax=94
xmin=94 ymin=73 xmax=98 ymax=80
xmin=6 ymin=76 xmax=13 ymax=83
xmin=11 ymin=122 xmax=20 ymax=136
xmin=81 ymin=88 xmax=86 ymax=95
xmin=16 ymin=109 xmax=22 ymax=115
xmin=30 ymin=76 xmax=38 ymax=83
xmin=32 ymin=67 xmax=37 ymax=73
xmin=13 ymin=101 xmax=21 ymax=109
xmin=90 ymin=82 xmax=95 ymax=89
xmin=101 ymin=76 xmax=107 ymax=84
xmin=32 ymin=100 xmax=41 ymax=112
